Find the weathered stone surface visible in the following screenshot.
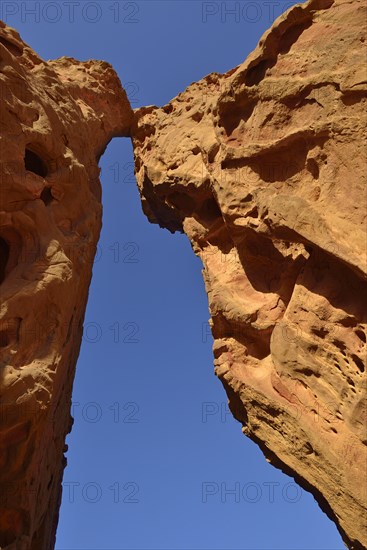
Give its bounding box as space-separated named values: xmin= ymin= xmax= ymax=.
xmin=1 ymin=0 xmax=366 ymax=548
xmin=131 ymin=1 xmax=367 ymax=548
xmin=0 ymin=22 xmax=132 ymax=548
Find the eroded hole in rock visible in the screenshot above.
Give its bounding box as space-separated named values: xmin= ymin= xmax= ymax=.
xmin=0 ymin=237 xmax=10 ymax=284
xmin=351 ymin=354 xmax=365 ymax=374
xmin=278 ymin=19 xmax=313 ymax=55
xmin=0 ymin=36 xmax=23 ymax=56
xmin=244 ymin=141 xmax=309 ymax=182
xmin=312 ymin=327 xmax=328 ymax=338
xmin=247 ymin=206 xmax=259 ymax=219
xmin=167 ymin=192 xmax=195 ymax=215
xmin=162 ymin=104 xmax=173 ymax=114
xmin=212 ymin=312 xmax=272 ymax=361
xmin=40 ymin=187 xmax=53 ymax=205
xmin=244 ymin=58 xmax=274 ymax=87
xmin=339 ymin=316 xmax=357 ymax=328
xmin=218 ymin=98 xmax=256 ymax=136
xmin=224 ymin=135 xmax=325 ymax=180
xmin=236 ymin=231 xmax=307 ymax=304
xmin=246 ymin=330 xmax=272 ymax=360
xmin=295 ymin=367 xmax=321 ymax=378
xmin=341 ymin=90 xmax=367 ymax=106
xmin=191 ymin=111 xmax=204 ymax=123
xmin=198 ymin=197 xmax=222 ymax=224
xmin=24 ymin=148 xmax=48 ymax=178
xmin=332 ymin=339 xmax=347 ymax=353
xmin=306 ymin=158 xmax=320 ymax=179
xmin=0 ymin=228 xmax=22 ymax=282
xmin=0 ymin=330 xmax=9 ymax=348
xmin=207 ymin=143 xmax=220 ymax=163
xmin=355 ymin=329 xmax=366 ymax=344
xmin=0 ymin=318 xmax=21 ymax=348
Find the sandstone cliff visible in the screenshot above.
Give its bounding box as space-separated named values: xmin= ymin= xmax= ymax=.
xmin=1 ymin=0 xmax=366 ymax=548
xmin=0 ymin=22 xmax=132 ymax=548
xmin=131 ymin=0 xmax=367 ymax=548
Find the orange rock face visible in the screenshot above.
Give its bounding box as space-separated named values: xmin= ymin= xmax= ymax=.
xmin=0 ymin=23 xmax=132 ymax=548
xmin=132 ymin=1 xmax=367 ymax=548
xmin=1 ymin=0 xmax=366 ymax=548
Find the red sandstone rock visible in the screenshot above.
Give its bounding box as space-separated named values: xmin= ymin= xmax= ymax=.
xmin=1 ymin=0 xmax=366 ymax=548
xmin=0 ymin=22 xmax=132 ymax=548
xmin=131 ymin=1 xmax=367 ymax=548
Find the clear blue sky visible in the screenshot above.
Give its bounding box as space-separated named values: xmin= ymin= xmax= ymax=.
xmin=4 ymin=1 xmax=344 ymax=549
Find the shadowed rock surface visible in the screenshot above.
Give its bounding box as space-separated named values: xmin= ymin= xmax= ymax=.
xmin=0 ymin=22 xmax=132 ymax=548
xmin=131 ymin=1 xmax=367 ymax=548
xmin=1 ymin=0 xmax=366 ymax=548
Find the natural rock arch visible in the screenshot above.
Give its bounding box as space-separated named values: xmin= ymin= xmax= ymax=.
xmin=0 ymin=0 xmax=366 ymax=548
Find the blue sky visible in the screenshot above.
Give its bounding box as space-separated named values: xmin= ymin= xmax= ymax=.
xmin=4 ymin=1 xmax=345 ymax=549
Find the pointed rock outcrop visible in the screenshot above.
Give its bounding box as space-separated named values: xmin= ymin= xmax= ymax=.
xmin=131 ymin=1 xmax=367 ymax=548
xmin=0 ymin=22 xmax=132 ymax=548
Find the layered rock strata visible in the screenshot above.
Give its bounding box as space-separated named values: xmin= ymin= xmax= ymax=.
xmin=0 ymin=22 xmax=132 ymax=549
xmin=131 ymin=1 xmax=367 ymax=548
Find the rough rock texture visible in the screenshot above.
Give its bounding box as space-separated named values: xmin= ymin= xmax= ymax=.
xmin=0 ymin=23 xmax=132 ymax=549
xmin=1 ymin=0 xmax=366 ymax=548
xmin=131 ymin=0 xmax=367 ymax=548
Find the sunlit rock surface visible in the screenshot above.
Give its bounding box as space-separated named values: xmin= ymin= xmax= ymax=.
xmin=131 ymin=1 xmax=367 ymax=548
xmin=0 ymin=22 xmax=132 ymax=548
xmin=1 ymin=0 xmax=366 ymax=548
